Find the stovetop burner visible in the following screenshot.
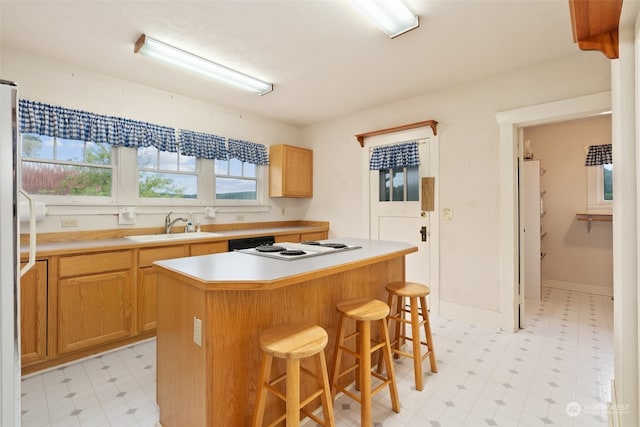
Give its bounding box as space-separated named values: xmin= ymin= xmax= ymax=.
xmin=255 ymin=245 xmax=285 ymax=252
xmin=320 ymin=243 xmax=347 ymax=249
xmin=279 ymin=249 xmax=307 ymax=256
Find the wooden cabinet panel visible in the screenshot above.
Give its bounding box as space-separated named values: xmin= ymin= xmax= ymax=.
xmin=59 ymin=251 xmax=132 ymax=278
xmin=190 ymin=241 xmax=228 ymax=256
xmin=139 ymin=246 xmax=188 ymax=268
xmin=300 ymin=231 xmax=327 ymax=241
xmin=138 ymin=267 xmax=158 ymax=333
xmin=57 ymin=270 xmax=133 ymax=354
xmin=20 ymin=260 xmax=47 ymax=366
xmin=274 ymin=234 xmax=301 ymax=243
xmin=269 ymin=144 xmax=313 ymax=198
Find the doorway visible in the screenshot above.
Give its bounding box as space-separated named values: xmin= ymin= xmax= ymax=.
xmin=495 ymin=91 xmax=611 ymax=332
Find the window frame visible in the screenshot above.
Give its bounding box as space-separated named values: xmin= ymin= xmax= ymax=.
xmin=214 ymin=158 xmax=268 ymax=206
xmin=586 ymin=149 xmax=613 ymax=211
xmin=136 ymin=145 xmax=200 ymax=203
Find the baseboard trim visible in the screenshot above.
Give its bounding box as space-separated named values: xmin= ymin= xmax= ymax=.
xmin=439 ymin=301 xmax=502 ymax=329
xmin=542 ymin=279 xmax=613 ymax=297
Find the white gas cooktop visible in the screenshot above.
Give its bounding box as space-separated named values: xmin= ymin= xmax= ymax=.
xmin=236 ymin=241 xmax=361 ymax=260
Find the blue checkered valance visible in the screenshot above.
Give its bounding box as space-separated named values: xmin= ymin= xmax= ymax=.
xmin=19 ymin=99 xmax=177 ymax=152
xmin=178 ymin=130 xmax=228 ymax=160
xmin=369 ymin=141 xmax=420 ymax=170
xmin=585 ymin=144 xmax=612 ymax=166
xmin=228 ymin=138 xmax=269 ymax=165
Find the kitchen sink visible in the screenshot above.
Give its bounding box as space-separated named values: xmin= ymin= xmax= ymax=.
xmin=125 ymin=232 xmax=223 ymax=242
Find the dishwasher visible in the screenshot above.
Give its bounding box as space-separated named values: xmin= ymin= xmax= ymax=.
xmin=227 ymin=235 xmax=276 ymax=251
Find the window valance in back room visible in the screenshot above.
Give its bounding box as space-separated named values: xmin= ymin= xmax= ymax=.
xmin=585 ymin=144 xmax=613 ymax=166
xmin=19 ymin=99 xmax=177 ymax=152
xmin=369 ymin=141 xmax=420 ymax=170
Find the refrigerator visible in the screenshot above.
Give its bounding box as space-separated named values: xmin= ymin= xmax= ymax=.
xmin=0 ymin=79 xmax=36 ymax=427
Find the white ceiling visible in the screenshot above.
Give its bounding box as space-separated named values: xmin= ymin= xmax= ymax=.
xmin=0 ymin=0 xmax=580 ymax=127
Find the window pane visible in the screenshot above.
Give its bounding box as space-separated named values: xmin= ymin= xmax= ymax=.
xmin=603 ymin=164 xmax=613 ymax=201
xmin=138 ymin=146 xmax=158 ymax=169
xmin=215 ymin=159 xmax=228 ymax=175
xmin=244 ymin=162 xmax=256 ymax=178
xmin=392 ymin=167 xmax=404 ymax=201
xmin=407 ymin=166 xmax=419 ymax=201
xmin=85 ymin=142 xmax=112 ymax=165
xmin=379 ymin=170 xmax=390 ymax=201
xmin=216 ymin=177 xmax=256 ymax=200
xmin=139 ymin=171 xmax=196 ymax=199
xmin=22 ymin=134 xmax=53 ymax=159
xmin=229 ymin=158 xmax=243 ymax=176
xmin=56 ymin=138 xmax=84 ymax=162
xmin=22 ymin=161 xmax=111 ymax=196
xmin=180 ymin=155 xmax=196 ymax=173
xmin=158 ymin=150 xmax=178 ymax=171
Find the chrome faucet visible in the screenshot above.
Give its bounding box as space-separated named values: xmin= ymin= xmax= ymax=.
xmin=165 ymin=211 xmax=188 ymax=234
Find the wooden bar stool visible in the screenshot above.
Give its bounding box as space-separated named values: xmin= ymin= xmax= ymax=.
xmin=330 ymin=298 xmax=400 ymax=426
xmin=385 ymin=281 xmax=437 ymax=391
xmin=252 ymin=323 xmax=335 ymax=427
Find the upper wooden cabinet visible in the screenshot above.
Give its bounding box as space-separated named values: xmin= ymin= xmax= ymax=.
xmin=269 ymin=144 xmax=313 ymax=198
xmin=568 ymin=0 xmax=622 ymax=59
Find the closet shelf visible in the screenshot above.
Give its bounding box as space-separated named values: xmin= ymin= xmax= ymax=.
xmin=576 ymin=212 xmax=612 ymax=233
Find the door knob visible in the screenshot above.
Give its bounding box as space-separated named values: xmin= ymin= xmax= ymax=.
xmin=420 ymin=226 xmax=427 ymax=242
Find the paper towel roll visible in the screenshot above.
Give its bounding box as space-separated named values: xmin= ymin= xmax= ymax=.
xmin=19 ymin=201 xmax=47 ymax=223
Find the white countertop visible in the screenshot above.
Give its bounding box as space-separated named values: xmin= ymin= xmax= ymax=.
xmin=153 ymin=238 xmax=416 ymax=286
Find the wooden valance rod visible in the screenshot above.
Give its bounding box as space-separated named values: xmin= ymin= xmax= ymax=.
xmin=355 ymin=120 xmax=438 ymax=147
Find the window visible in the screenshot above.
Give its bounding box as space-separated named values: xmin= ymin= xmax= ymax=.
xmin=138 ymin=146 xmax=197 ymax=199
xmin=603 ymin=164 xmax=613 ymax=201
xmin=215 ymin=158 xmax=258 ymax=200
xmin=378 ymin=166 xmax=419 ymax=201
xmin=21 ymin=133 xmax=113 ymax=197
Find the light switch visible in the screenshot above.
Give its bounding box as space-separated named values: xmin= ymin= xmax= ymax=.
xmin=193 ymin=317 xmax=202 ymax=347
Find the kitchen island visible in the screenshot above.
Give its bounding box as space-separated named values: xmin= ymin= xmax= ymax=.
xmin=153 ymin=238 xmax=417 ymax=427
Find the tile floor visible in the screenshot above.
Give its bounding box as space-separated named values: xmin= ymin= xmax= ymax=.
xmin=21 ymin=287 xmax=613 ymax=427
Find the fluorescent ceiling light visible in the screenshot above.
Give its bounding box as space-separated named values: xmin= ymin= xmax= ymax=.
xmin=134 ymin=34 xmax=273 ymax=95
xmin=350 ymin=0 xmax=419 ymax=38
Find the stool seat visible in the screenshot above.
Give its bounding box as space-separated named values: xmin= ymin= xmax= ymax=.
xmin=253 ymin=323 xmax=335 ymax=427
xmin=260 ymin=323 xmax=328 ymax=359
xmin=336 ymin=298 xmax=390 ymax=321
xmin=384 ymin=281 xmax=437 ymax=392
xmin=386 ymin=281 xmax=431 ymax=298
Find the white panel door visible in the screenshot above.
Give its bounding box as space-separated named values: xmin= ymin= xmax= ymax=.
xmin=366 ymin=128 xmax=439 ymax=311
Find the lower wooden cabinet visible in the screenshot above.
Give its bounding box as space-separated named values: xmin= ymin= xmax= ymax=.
xmin=57 ymin=270 xmax=134 ymax=355
xmin=20 ymin=260 xmax=48 ymax=366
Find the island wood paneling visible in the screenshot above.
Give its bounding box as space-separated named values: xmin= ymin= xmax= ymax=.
xmin=156 ymin=255 xmax=406 ymax=427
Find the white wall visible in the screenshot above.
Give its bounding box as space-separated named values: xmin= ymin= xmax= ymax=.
xmin=525 ymin=116 xmax=613 ymax=294
xmin=1 ymin=48 xmax=312 ymax=232
xmin=304 ymin=52 xmax=611 ymax=319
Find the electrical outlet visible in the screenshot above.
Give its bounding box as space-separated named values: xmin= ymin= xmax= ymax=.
xmin=193 ymin=317 xmax=202 ymax=347
xmin=61 ymin=218 xmax=78 ymax=228
xmin=443 ymin=208 xmax=454 ymax=221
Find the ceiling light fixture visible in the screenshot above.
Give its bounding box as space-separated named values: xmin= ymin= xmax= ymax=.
xmin=134 ymin=34 xmax=273 ymax=95
xmin=349 ymin=0 xmax=419 ymax=38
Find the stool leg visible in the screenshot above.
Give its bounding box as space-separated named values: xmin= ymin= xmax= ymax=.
xmin=379 ymin=318 xmax=400 ymax=413
xmin=316 ymin=351 xmax=335 ymax=427
xmin=410 ymin=296 xmax=424 ymax=391
xmin=420 ymin=295 xmax=438 ymax=373
xmin=395 ymin=295 xmax=404 ymax=351
xmin=252 ymin=353 xmax=273 ymax=427
xmin=286 ymin=358 xmax=301 ymax=427
xmin=360 ymin=319 xmax=372 ymax=426
xmin=330 ymin=314 xmax=345 ymax=401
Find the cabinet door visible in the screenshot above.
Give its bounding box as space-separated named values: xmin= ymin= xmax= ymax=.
xmin=20 ymin=260 xmax=47 ymax=366
xmin=274 ymin=234 xmax=301 ymax=243
xmin=138 ymin=267 xmax=158 ymax=332
xmin=190 ymin=241 xmax=228 ymax=256
xmin=270 ymin=145 xmax=313 ymax=197
xmin=300 ymin=231 xmax=327 ymax=241
xmin=57 ymin=270 xmax=133 ymax=354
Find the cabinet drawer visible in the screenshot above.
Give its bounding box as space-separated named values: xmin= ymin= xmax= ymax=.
xmin=139 ymin=246 xmax=189 ymax=268
xmin=190 ymin=241 xmax=228 ymax=256
xmin=301 ymin=231 xmax=327 ymax=242
xmin=59 ymin=251 xmax=132 ymax=278
xmin=275 ymin=234 xmax=300 ymax=243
